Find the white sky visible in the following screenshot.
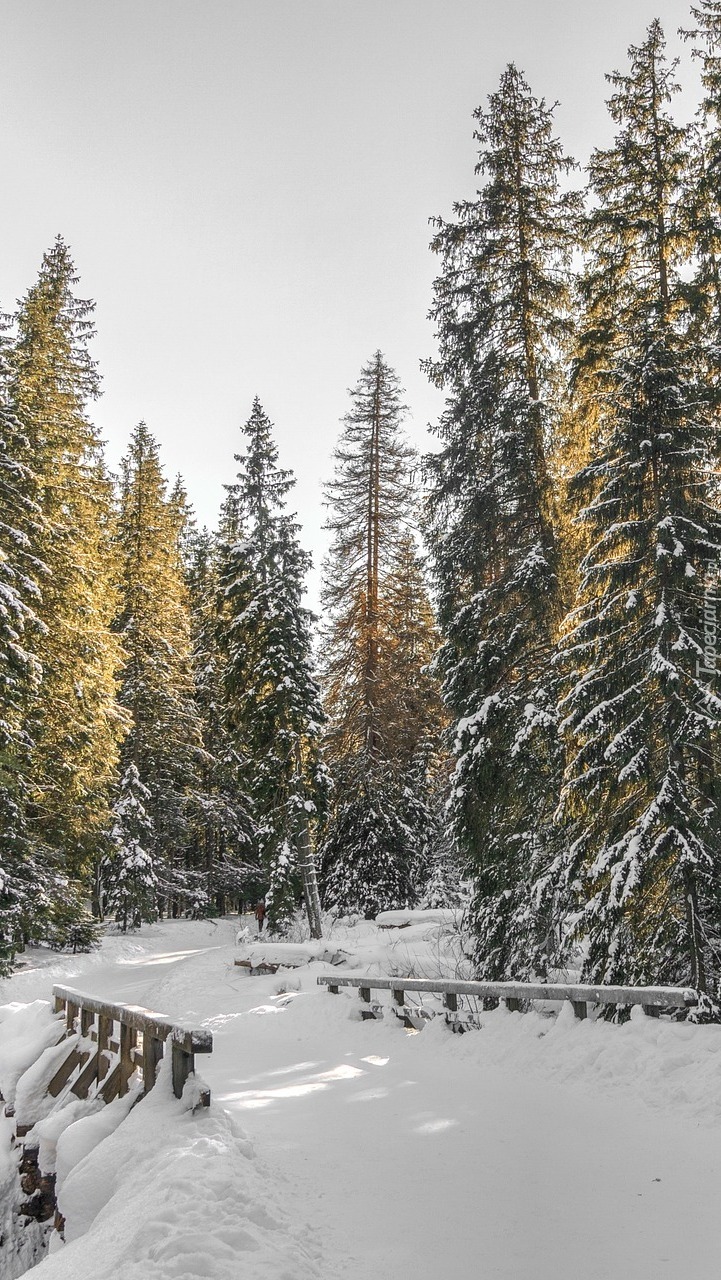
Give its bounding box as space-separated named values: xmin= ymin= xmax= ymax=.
xmin=0 ymin=0 xmax=700 ymax=604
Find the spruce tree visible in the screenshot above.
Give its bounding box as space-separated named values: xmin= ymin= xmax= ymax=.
xmin=556 ymin=22 xmax=721 ymax=998
xmin=217 ymin=399 xmax=328 ymax=936
xmin=10 ymin=239 xmax=126 ymax=902
xmin=114 ymin=423 xmax=206 ymax=914
xmin=682 ymin=3 xmax=721 ymax=358
xmin=104 ymin=764 xmax=157 ymax=931
xmin=321 ymin=354 xmax=443 ymax=917
xmin=0 ymin=315 xmax=45 ymax=971
xmin=424 ymin=66 xmax=579 ymax=977
xmin=185 ymin=526 xmax=255 ymax=913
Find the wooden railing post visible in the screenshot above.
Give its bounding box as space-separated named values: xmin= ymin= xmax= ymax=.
xmin=65 ymin=1001 xmax=78 ymax=1035
xmin=171 ymin=1042 xmax=194 ymax=1099
xmin=143 ymin=1035 xmax=163 ymax=1093
xmin=119 ymin=1023 xmax=136 ymax=1094
xmin=97 ymin=1014 xmax=113 ymax=1083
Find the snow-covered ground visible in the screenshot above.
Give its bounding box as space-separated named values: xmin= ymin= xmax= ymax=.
xmin=1 ymin=915 xmax=720 ymax=1279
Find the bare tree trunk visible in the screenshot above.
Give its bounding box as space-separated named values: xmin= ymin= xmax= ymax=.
xmin=294 ymin=741 xmax=323 ymax=938
xmin=297 ymin=811 xmax=323 ymax=939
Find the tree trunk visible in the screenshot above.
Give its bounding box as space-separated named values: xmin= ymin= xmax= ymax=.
xmin=295 ymin=747 xmax=323 ymax=939
xmin=683 ymin=865 xmax=707 ymax=993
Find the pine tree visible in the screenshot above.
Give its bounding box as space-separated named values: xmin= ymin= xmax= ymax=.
xmin=185 ymin=525 xmax=255 ymax=913
xmin=424 ymin=66 xmax=579 ymax=977
xmin=0 ymin=315 xmax=45 ymax=971
xmin=114 ymin=423 xmax=206 ymax=913
xmin=217 ymin=399 xmax=328 ymax=936
xmin=321 ymin=354 xmax=443 ymax=917
xmin=10 ymin=239 xmax=126 ymax=902
xmin=556 ymin=22 xmax=721 ymax=999
xmin=682 ymin=3 xmax=721 ymax=361
xmin=104 ymin=764 xmax=157 ymax=931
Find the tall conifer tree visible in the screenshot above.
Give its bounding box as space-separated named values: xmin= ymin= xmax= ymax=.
xmin=114 ymin=423 xmax=206 ymax=913
xmin=185 ymin=527 xmax=255 ymax=913
xmin=321 ymin=354 xmax=442 ymax=917
xmin=424 ymin=67 xmax=579 ymax=976
xmin=683 ymin=3 xmax=721 ymax=361
xmin=556 ymin=23 xmax=721 ymax=997
xmin=217 ymin=399 xmax=327 ymax=935
xmin=10 ymin=239 xmax=126 ymax=898
xmin=0 ymin=317 xmax=44 ymax=969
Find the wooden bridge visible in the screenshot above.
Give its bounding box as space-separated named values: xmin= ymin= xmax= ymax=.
xmin=4 ymin=985 xmax=213 ymax=1229
xmin=317 ymin=974 xmax=699 ymax=1029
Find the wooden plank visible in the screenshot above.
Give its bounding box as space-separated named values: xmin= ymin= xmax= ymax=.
xmin=99 ymin=1061 xmax=121 ymax=1103
xmin=71 ymin=1049 xmax=101 ymax=1100
xmin=96 ymin=1015 xmax=113 ymax=1083
xmin=80 ymin=1008 xmax=94 ymax=1037
xmin=316 ymin=975 xmax=697 ymax=1008
xmin=51 ymin=985 xmax=213 ymax=1054
xmin=47 ymin=1044 xmax=82 ymax=1098
xmin=505 ymin=998 xmax=522 ymax=1013
xmin=119 ymin=1024 xmax=137 ymax=1094
xmin=392 ymin=987 xmax=405 ymax=1007
xmin=171 ymin=1042 xmax=193 ymax=1099
xmin=571 ymin=1000 xmax=587 ymax=1021
xmin=142 ymin=1035 xmax=163 ymax=1093
xmin=66 ymin=1001 xmax=78 ymax=1034
xmin=443 ymin=992 xmax=458 ymax=1013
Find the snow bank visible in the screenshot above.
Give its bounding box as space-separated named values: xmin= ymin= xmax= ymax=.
xmin=375 ymin=908 xmax=463 ymax=930
xmin=55 ymin=1086 xmax=140 ymax=1193
xmin=0 ymin=1001 xmax=63 ymax=1106
xmin=236 ymin=940 xmax=352 ymax=970
xmin=447 ymin=999 xmax=721 ymax=1125
xmin=32 ymin=1053 xmax=321 ymax=1280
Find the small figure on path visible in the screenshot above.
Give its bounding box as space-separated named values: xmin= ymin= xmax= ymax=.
xmin=254 ymin=900 xmax=266 ymax=934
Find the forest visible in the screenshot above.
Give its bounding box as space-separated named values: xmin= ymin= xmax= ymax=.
xmin=1 ymin=7 xmax=721 ymax=1012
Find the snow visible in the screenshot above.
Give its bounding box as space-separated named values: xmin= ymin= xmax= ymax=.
xmin=375 ymin=908 xmax=462 ymax=929
xmin=235 ymin=940 xmax=352 ymax=970
xmin=2 ymin=916 xmax=720 ymax=1279
xmin=0 ymin=1001 xmax=64 ymax=1107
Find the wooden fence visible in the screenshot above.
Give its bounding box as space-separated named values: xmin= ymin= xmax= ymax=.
xmin=49 ymin=985 xmax=213 ymax=1118
xmin=317 ymin=974 xmax=698 ymax=1028
xmin=5 ymin=987 xmax=213 ymax=1227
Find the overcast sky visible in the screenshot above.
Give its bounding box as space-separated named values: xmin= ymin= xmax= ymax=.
xmin=0 ymin=0 xmax=701 ymax=603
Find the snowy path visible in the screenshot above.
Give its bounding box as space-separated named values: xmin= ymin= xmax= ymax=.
xmin=3 ymin=918 xmax=720 ymax=1279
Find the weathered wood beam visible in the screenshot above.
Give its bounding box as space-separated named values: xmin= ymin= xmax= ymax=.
xmin=51 ymin=985 xmax=213 ymax=1054
xmin=318 ymin=975 xmax=697 ymax=1009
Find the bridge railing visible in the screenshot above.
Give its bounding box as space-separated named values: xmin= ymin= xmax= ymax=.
xmin=51 ymin=984 xmax=213 ymax=1110
xmin=6 ymin=988 xmax=213 ymax=1227
xmin=317 ymin=974 xmax=698 ymax=1027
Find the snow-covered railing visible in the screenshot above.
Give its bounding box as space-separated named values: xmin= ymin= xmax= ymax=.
xmin=317 ymin=974 xmax=698 ymax=1027
xmin=51 ymin=985 xmax=213 ymax=1112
